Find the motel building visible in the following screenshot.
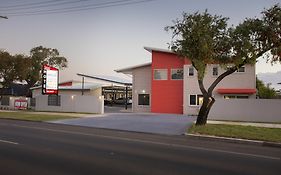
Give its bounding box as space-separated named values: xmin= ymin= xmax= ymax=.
xmin=116 ymin=47 xmax=256 ymax=115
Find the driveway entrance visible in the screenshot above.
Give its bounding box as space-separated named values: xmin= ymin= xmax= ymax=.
xmin=50 ymin=113 xmax=196 ymax=135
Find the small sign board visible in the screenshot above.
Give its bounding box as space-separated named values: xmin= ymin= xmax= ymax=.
xmin=42 ymin=64 xmax=59 ymax=95
xmin=14 ymin=99 xmax=28 ymax=110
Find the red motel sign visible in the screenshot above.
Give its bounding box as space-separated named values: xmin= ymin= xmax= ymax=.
xmin=42 ymin=65 xmax=59 ymax=95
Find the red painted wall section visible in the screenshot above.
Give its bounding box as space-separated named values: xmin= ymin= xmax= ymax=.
xmin=59 ymin=82 xmax=72 ymax=86
xmin=151 ymin=51 xmax=189 ymax=114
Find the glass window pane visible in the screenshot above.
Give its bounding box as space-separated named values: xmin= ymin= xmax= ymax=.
xmin=197 ymin=95 xmax=204 ymax=105
xmin=138 ymin=94 xmax=149 ymax=105
xmin=48 ymin=95 xmax=61 ymax=106
xmin=237 ymin=66 xmax=245 ymax=72
xmin=171 ymin=69 xmax=183 ymax=80
xmin=237 ymin=95 xmax=248 ymax=99
xmin=154 ymin=69 xmax=167 ymax=80
xmin=190 ymin=95 xmax=196 ymax=105
xmin=224 ymin=95 xmax=236 ymax=99
xmin=189 ymin=67 xmax=194 ymax=76
xmin=213 ymin=67 xmax=218 ymax=76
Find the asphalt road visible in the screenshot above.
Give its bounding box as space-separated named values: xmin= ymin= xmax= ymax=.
xmin=0 ymin=119 xmax=280 ymax=175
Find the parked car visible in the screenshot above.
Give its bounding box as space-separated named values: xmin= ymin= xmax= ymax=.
xmin=113 ymin=97 xmax=132 ymax=105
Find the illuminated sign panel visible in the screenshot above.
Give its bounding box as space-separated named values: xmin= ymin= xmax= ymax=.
xmin=42 ymin=65 xmax=59 ymax=95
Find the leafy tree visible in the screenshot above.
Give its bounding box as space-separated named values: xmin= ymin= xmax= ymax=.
xmin=256 ymin=78 xmax=277 ymax=98
xmin=0 ymin=51 xmax=29 ymax=88
xmin=166 ymin=4 xmax=281 ymax=125
xmin=25 ymin=46 xmax=68 ymax=88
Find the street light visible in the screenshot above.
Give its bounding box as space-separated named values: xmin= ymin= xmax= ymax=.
xmin=0 ymin=16 xmax=8 ymax=19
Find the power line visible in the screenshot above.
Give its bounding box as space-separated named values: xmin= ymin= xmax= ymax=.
xmin=0 ymin=0 xmax=85 ymax=11
xmin=0 ymin=0 xmax=65 ymax=8
xmin=3 ymin=0 xmax=157 ymax=17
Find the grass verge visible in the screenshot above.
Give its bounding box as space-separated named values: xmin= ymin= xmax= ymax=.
xmin=188 ymin=124 xmax=281 ymax=143
xmin=0 ymin=111 xmax=78 ymax=122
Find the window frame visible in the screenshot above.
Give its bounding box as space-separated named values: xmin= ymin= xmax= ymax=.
xmin=153 ymin=69 xmax=168 ymax=80
xmin=171 ymin=68 xmax=183 ymax=80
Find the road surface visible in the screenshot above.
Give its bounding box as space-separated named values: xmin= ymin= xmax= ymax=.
xmin=0 ymin=119 xmax=280 ymax=175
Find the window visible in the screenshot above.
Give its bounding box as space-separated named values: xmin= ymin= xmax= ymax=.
xmin=1 ymin=96 xmax=10 ymax=106
xmin=213 ymin=67 xmax=218 ymax=76
xmin=237 ymin=66 xmax=245 ymax=73
xmin=189 ymin=94 xmax=203 ymax=106
xmin=236 ymin=95 xmax=248 ymax=99
xmin=197 ymin=95 xmax=204 ymax=105
xmin=226 ymin=65 xmax=245 ymax=73
xmin=188 ymin=67 xmax=194 ymax=76
xmin=171 ymin=69 xmax=183 ymax=80
xmin=224 ymin=95 xmax=248 ymax=99
xmin=30 ymin=98 xmax=36 ymax=107
xmin=224 ymin=95 xmax=236 ymax=99
xmin=154 ymin=69 xmax=167 ymax=80
xmin=138 ymin=94 xmax=149 ymax=105
xmin=48 ymin=95 xmax=61 ymax=106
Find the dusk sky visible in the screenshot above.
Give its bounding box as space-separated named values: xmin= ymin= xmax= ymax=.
xmin=1 ymin=0 xmax=281 ymax=82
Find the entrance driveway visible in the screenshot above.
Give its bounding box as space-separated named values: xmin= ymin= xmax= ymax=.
xmin=50 ymin=113 xmax=196 ymax=135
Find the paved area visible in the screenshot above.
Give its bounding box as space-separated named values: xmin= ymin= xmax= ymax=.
xmin=50 ymin=113 xmax=196 ymax=135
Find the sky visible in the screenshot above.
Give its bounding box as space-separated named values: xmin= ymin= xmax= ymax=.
xmin=1 ymin=0 xmax=281 ymax=82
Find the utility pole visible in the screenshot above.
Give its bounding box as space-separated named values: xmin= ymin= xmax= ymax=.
xmin=0 ymin=16 xmax=8 ymax=19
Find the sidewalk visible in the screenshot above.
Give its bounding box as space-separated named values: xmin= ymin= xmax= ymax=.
xmin=207 ymin=120 xmax=281 ymax=128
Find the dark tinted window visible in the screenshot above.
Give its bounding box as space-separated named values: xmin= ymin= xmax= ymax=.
xmin=190 ymin=95 xmax=196 ymax=105
xmin=138 ymin=94 xmax=149 ymax=105
xmin=48 ymin=95 xmax=61 ymax=106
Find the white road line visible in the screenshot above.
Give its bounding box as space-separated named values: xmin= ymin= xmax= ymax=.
xmin=0 ymin=139 xmax=19 ymax=145
xmin=0 ymin=123 xmax=280 ymax=160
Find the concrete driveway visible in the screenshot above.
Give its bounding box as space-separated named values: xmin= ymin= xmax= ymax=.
xmin=50 ymin=113 xmax=196 ymax=135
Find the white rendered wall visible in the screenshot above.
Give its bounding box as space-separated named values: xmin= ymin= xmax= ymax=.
xmin=132 ymin=65 xmax=151 ymax=113
xmin=35 ymin=94 xmax=104 ymax=114
xmin=209 ymin=99 xmax=281 ymax=123
xmin=184 ymin=64 xmax=256 ymax=115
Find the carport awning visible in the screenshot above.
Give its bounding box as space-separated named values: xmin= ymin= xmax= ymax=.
xmin=217 ymin=88 xmax=256 ymax=94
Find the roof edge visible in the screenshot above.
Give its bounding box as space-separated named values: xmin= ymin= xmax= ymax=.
xmin=144 ymin=46 xmax=175 ymax=54
xmin=115 ymin=62 xmax=151 ymax=73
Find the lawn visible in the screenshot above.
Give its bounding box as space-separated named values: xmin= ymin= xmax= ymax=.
xmin=0 ymin=111 xmax=78 ymax=122
xmin=188 ymin=124 xmax=281 ymax=143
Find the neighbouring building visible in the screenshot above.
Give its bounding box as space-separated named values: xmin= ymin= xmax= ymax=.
xmin=116 ymin=47 xmax=256 ymax=115
xmin=30 ymin=75 xmax=132 ymax=113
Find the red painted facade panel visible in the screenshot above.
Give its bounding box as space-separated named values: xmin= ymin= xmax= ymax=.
xmin=151 ymin=51 xmax=190 ymax=114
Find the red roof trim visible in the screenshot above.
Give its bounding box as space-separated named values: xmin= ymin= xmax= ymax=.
xmin=217 ymin=88 xmax=256 ymax=94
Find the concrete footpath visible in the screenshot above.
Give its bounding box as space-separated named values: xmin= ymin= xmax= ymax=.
xmin=207 ymin=120 xmax=281 ymax=128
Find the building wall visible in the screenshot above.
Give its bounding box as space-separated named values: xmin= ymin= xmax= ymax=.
xmin=151 ymin=51 xmax=188 ymax=114
xmin=132 ymin=65 xmax=151 ymax=113
xmin=35 ymin=94 xmax=104 ymax=114
xmin=184 ymin=64 xmax=256 ymax=115
xmin=209 ymin=99 xmax=281 ymax=123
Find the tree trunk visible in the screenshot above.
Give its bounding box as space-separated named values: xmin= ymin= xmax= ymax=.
xmin=196 ymin=96 xmax=215 ymax=125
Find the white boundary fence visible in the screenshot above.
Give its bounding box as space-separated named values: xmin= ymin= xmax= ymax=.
xmin=209 ymin=99 xmax=281 ymax=123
